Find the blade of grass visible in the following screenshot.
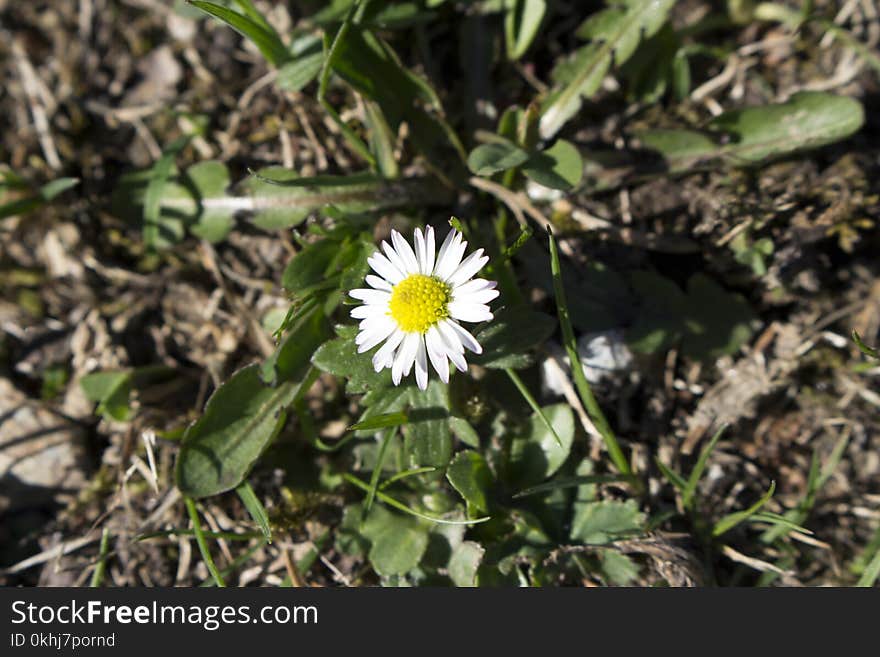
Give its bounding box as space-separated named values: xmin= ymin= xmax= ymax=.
xmin=548 ymin=229 xmax=632 ymax=478
xmin=856 ymin=547 xmax=880 ymax=587
xmin=184 ymin=497 xmax=226 ymax=587
xmin=379 ymin=467 xmax=438 ymax=490
xmin=88 ymin=527 xmax=111 ymax=588
xmin=682 ymin=424 xmax=727 ymax=510
xmin=189 ymin=1 xmax=289 ymax=67
xmin=505 ymin=368 xmax=562 ymax=447
xmin=655 ymin=457 xmax=687 ymax=492
xmin=512 ymin=474 xmax=632 ymax=499
xmin=713 ymin=481 xmax=776 ymax=537
xmin=343 ymin=473 xmax=490 ymax=525
xmin=236 ymin=481 xmax=272 ymax=544
xmin=363 ymin=428 xmax=395 ymax=516
xmin=317 ymin=0 xmax=376 ymax=166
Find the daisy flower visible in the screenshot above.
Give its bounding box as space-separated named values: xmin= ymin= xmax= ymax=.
xmin=349 ymin=227 xmax=499 ymax=390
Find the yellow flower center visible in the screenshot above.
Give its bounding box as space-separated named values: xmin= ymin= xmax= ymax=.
xmin=388 ymin=274 xmax=451 ymax=334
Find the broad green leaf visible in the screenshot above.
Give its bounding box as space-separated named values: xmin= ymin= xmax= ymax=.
xmin=244 ymin=169 xmax=447 ymax=227
xmin=639 ymin=92 xmax=865 ymax=170
xmin=508 ymin=404 xmax=575 ymax=487
xmin=472 ymin=305 xmax=556 ymax=369
xmin=446 ymin=450 xmax=493 ymax=513
xmin=80 ymin=370 xmax=133 ymax=422
xmin=281 ymin=238 xmax=339 ymax=293
xmin=570 ymin=499 xmax=645 ymax=545
xmin=404 ymin=381 xmax=452 ymax=469
xmin=190 ymin=1 xmax=289 ymax=67
xmin=143 ymin=136 xmax=189 ymax=249
xmin=540 ymin=0 xmax=676 ymax=138
xmin=449 ymin=416 xmax=480 ymax=448
xmin=186 ymin=161 xmax=235 ymax=242
xmin=360 ymin=505 xmax=429 ymax=576
xmin=522 ymin=139 xmax=583 ymax=190
xmin=599 ymin=550 xmax=640 ymax=585
xmin=176 ymin=313 xmax=326 ymax=498
xmin=448 ymin=540 xmax=484 ymax=587
xmin=467 ymin=141 xmax=529 ymax=176
xmin=311 ymin=333 xmax=392 ymax=394
xmin=276 ymin=52 xmax=324 ymax=92
xmin=504 ymin=0 xmax=547 ymax=61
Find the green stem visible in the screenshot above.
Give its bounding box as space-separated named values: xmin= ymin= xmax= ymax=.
xmin=89 ymin=527 xmax=111 ymax=587
xmin=547 ymin=230 xmax=632 ymax=479
xmin=505 ymin=368 xmax=562 ymax=447
xmin=185 ymin=497 xmax=227 ymax=587
xmin=364 ymin=428 xmax=395 ymax=515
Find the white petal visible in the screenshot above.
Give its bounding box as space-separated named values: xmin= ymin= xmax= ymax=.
xmin=382 ymin=240 xmax=411 ymax=278
xmin=356 ymin=319 xmax=396 ymax=353
xmin=433 ymin=228 xmax=458 ymax=276
xmin=448 ymin=301 xmax=493 ymax=323
xmin=447 ymin=250 xmax=489 ymax=287
xmin=373 ymin=328 xmax=405 ymax=372
xmin=392 ymin=332 xmax=420 ymax=385
xmin=351 ymin=304 xmax=388 ymax=320
xmin=414 ymin=337 xmax=429 ymax=390
xmin=349 ymin=288 xmax=391 ymax=305
xmin=453 ymin=278 xmax=496 ymax=295
xmin=453 ymin=288 xmax=500 ymax=305
xmin=365 ymin=274 xmax=393 ymax=291
xmin=368 ymin=253 xmax=404 ymax=284
xmin=425 ymin=326 xmax=449 ymax=383
xmin=436 ymin=320 xmax=468 ymax=371
xmin=434 ymin=231 xmax=467 ymax=280
xmin=424 ymin=225 xmax=436 ymax=274
xmin=446 ymin=319 xmax=483 ymax=354
xmin=414 ymin=228 xmax=428 ymax=274
xmin=358 ymin=314 xmax=393 ymax=334
xmin=391 ymin=230 xmax=420 ymax=274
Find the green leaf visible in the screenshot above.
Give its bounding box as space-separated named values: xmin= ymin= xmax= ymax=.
xmin=600 ymin=550 xmax=640 ymax=585
xmin=853 ymin=330 xmax=879 ymax=359
xmin=277 ymin=51 xmax=324 ymax=92
xmin=282 ymin=238 xmax=339 ymax=293
xmin=348 ymin=412 xmax=408 ymax=432
xmin=235 ymin=481 xmax=272 ymax=543
xmin=190 ymin=1 xmax=289 ymax=67
xmin=640 ymin=92 xmax=864 ymax=170
xmin=508 ymin=403 xmax=575 ymax=488
xmin=311 ymin=333 xmax=392 ymax=394
xmin=143 ymin=135 xmax=190 ymax=249
xmin=0 ymin=176 xmax=79 ymax=220
xmin=448 ymin=540 xmax=485 ymax=587
xmin=570 ymin=499 xmax=645 ymax=545
xmin=446 ymin=450 xmax=493 ymax=514
xmin=360 ymin=505 xmax=430 ymax=576
xmin=540 ymin=0 xmax=676 ymax=138
xmin=522 ymin=139 xmax=583 ymax=190
xmin=467 ymin=140 xmax=530 ymax=176
xmin=713 ymin=481 xmax=776 ymax=537
xmin=504 ymin=0 xmax=547 ymax=61
xmin=472 ymin=305 xmax=556 ymax=369
xmin=682 ymin=424 xmax=727 ymax=510
xmin=186 ymin=161 xmax=235 ymax=242
xmin=80 ymin=370 xmax=133 ymax=422
xmin=176 ymin=313 xmax=326 ymax=498
xmin=449 ymin=415 xmax=480 ymax=448
xmin=404 ymin=381 xmax=452 ymax=469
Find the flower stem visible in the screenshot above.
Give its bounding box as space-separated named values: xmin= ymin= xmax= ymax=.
xmin=547 ymin=229 xmax=633 ymax=479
